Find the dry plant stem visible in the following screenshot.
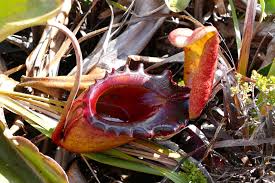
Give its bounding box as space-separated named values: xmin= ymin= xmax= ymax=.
xmin=0 ymin=108 xmax=7 ymax=127
xmin=213 ymin=137 xmax=275 ymax=148
xmin=132 ymin=3 xmax=166 ymax=18
xmin=144 ymin=53 xmax=183 ymax=72
xmin=4 ymin=64 xmax=26 ymax=76
xmin=81 ymin=155 xmax=101 ymax=183
xmin=239 ymin=1 xmax=257 ymax=139
xmin=19 ymin=75 xmax=98 ymax=91
xmin=182 ymin=11 xmax=204 ymax=27
xmin=47 ymin=22 xmax=83 ymax=130
xmin=200 ymin=119 xmax=225 ymax=162
xmin=108 ymin=1 xmax=134 ymax=38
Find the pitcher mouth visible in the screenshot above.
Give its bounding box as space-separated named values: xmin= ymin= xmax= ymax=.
xmin=83 ymin=65 xmax=190 ymax=138
xmin=95 ymin=85 xmax=164 ymax=123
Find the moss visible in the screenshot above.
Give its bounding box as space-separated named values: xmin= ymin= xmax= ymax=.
xmin=180 ymin=160 xmax=207 ymax=183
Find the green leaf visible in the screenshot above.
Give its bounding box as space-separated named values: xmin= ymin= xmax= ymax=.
xmin=259 ymin=0 xmax=266 ymax=22
xmin=13 ymin=136 xmax=68 ymax=183
xmin=258 ymin=59 xmax=275 ymax=76
xmin=228 ymin=0 xmax=241 ymax=57
xmin=267 ymin=59 xmax=275 ymax=77
xmin=86 ymin=148 xmax=190 ymax=183
xmin=0 ymin=125 xmax=68 ymax=183
xmin=258 ymin=63 xmax=272 ymax=75
xmin=265 ymin=0 xmax=275 ymax=14
xmin=0 ymin=0 xmax=63 ymax=42
xmin=85 ymin=152 xmax=188 ymax=183
xmin=165 ymin=0 xmax=190 ymax=12
xmin=0 ymin=131 xmax=43 ymax=183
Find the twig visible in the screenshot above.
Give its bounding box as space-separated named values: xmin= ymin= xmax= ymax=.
xmin=81 ymin=155 xmax=101 ymax=183
xmin=213 ymin=138 xmax=275 ymax=148
xmin=4 ymin=64 xmax=26 ymax=76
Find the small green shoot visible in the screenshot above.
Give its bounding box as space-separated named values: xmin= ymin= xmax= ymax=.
xmin=228 ymin=0 xmax=242 ymax=58
xmin=164 ymin=0 xmax=191 ymax=12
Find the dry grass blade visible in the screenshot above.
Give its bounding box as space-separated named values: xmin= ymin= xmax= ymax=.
xmin=0 ymin=90 xmax=65 ymax=106
xmin=4 ymin=64 xmax=25 ymax=76
xmin=19 ymin=73 xmax=105 ymax=91
xmin=237 ymin=0 xmax=257 ymax=76
xmin=9 ymin=96 xmax=63 ymax=114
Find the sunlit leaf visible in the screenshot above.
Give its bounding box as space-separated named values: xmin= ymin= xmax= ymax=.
xmin=265 ymin=0 xmax=275 ymax=13
xmin=0 ymin=75 xmax=66 ymax=182
xmin=259 ymin=0 xmax=266 ymax=22
xmin=0 ymin=0 xmax=63 ymax=42
xmin=267 ymin=59 xmax=275 ymax=77
xmin=0 ymin=124 xmax=68 ymax=183
xmin=85 ymin=149 xmax=189 ymax=183
xmin=258 ymin=61 xmax=274 ymax=76
xmin=0 ymin=124 xmax=43 ymax=183
xmin=13 ymin=136 xmax=68 ymax=183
